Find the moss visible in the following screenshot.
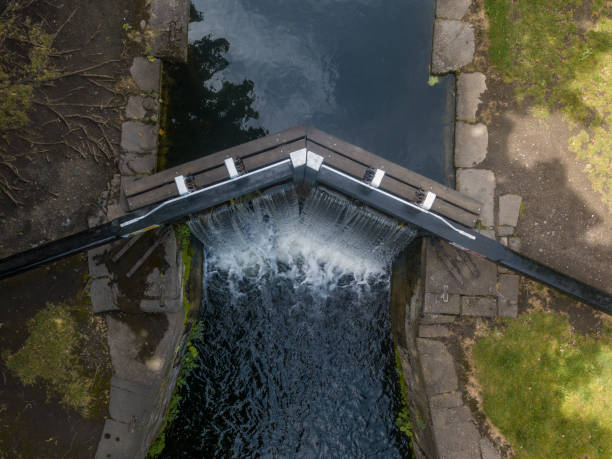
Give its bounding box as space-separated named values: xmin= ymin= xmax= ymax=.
xmin=394 ymin=347 xmax=413 ymax=441
xmin=3 ymin=295 xmax=111 ymax=418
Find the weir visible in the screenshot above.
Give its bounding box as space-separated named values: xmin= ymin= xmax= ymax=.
xmin=0 ymin=126 xmax=611 ymax=313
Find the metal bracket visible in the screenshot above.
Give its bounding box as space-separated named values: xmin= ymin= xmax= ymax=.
xmin=224 ymin=158 xmax=240 ymax=178
xmin=363 ymin=167 xmax=385 ymax=188
xmin=174 ymin=175 xmax=190 ymax=196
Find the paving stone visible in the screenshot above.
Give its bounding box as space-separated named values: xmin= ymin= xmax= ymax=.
xmin=430 ymin=391 xmax=463 ymax=409
xmin=436 ymin=0 xmax=471 ymax=19
xmin=509 ymin=237 xmax=521 ymax=251
xmin=424 ymin=292 xmax=461 ymax=314
xmin=432 ymin=20 xmax=475 ymax=74
xmin=417 ymin=338 xmax=458 ymax=396
xmin=149 ymin=0 xmax=190 ymax=61
xmin=461 ymin=296 xmax=497 ymax=317
xmin=419 ymin=325 xmax=451 ymax=338
xmin=95 ymin=418 xmax=140 ymax=459
xmin=496 ymin=225 xmax=514 ymax=237
xmin=456 ymin=168 xmax=495 ymax=227
xmin=498 ymin=274 xmax=519 ymax=318
xmin=129 ymin=57 xmax=161 ymax=92
xmin=480 ymin=438 xmax=502 ymax=459
xmin=498 ymin=194 xmax=522 ymax=226
xmin=125 ymin=96 xmax=146 ymax=119
xmin=479 ymin=229 xmax=495 ymax=240
xmin=424 ymin=240 xmax=498 ymax=296
xmin=455 ymin=122 xmax=488 ymax=167
xmin=431 ymin=405 xmax=481 ymax=459
xmin=90 ymin=277 xmax=119 ymax=312
xmin=119 ymin=151 xmax=157 ymax=175
xmin=421 ymin=314 xmax=456 ymax=324
xmin=107 ymin=203 xmax=125 ymax=221
xmin=499 ymin=236 xmax=508 ymax=246
xmin=121 ymin=121 xmax=158 ymax=153
xmin=88 ymin=246 xmax=109 ymax=278
xmin=456 ymin=72 xmax=486 ymax=121
xmin=142 ymin=96 xmax=159 ymax=111
xmin=109 ymin=376 xmax=155 ymax=424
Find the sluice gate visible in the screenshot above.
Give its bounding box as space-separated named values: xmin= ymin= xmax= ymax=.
xmin=0 ymin=127 xmax=610 ymax=313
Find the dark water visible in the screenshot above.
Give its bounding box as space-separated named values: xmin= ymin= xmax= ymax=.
xmin=162 ymin=186 xmax=417 ymax=457
xmin=163 ymin=0 xmax=454 ymax=185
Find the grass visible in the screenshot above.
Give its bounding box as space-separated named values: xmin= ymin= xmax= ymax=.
xmin=3 ymin=298 xmax=110 ymax=418
xmin=394 ymin=348 xmax=413 ymax=441
xmin=472 ymin=311 xmax=612 ymax=458
xmin=485 ymin=0 xmax=612 ymax=209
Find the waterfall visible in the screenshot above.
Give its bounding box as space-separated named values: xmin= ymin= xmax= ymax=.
xmin=167 ymin=184 xmax=416 ymax=457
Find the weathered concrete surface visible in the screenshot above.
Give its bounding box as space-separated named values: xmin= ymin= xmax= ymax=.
xmin=456 ymin=73 xmax=487 ymax=122
xmin=90 ymin=277 xmax=118 ymax=312
xmin=432 ymin=20 xmax=475 ymax=74
xmin=419 ymin=325 xmax=451 ymax=338
xmin=509 ymin=236 xmax=521 ymax=252
xmin=455 ymin=122 xmax=488 ymax=167
xmin=461 ymin=296 xmax=497 ymax=317
xmin=479 ymin=228 xmax=495 ymax=240
xmin=499 ymin=194 xmax=522 ymax=226
xmin=88 ymin=246 xmax=109 ymax=278
xmin=417 ymin=338 xmax=458 ymax=396
xmin=96 ymin=419 xmax=139 ymax=459
xmin=149 ymin=0 xmax=190 ymax=61
xmin=436 ymin=0 xmax=471 ymax=19
xmin=497 ymin=225 xmax=514 ymax=237
xmin=119 ymin=152 xmax=157 ymax=176
xmin=431 ymin=405 xmax=482 ymax=459
xmin=121 ymin=122 xmax=158 ymax=153
xmin=140 ymin=236 xmax=183 ymax=313
xmin=430 ymin=391 xmax=463 ymax=409
xmin=125 ymin=96 xmax=146 ymax=120
xmin=456 ymin=168 xmax=496 ymax=227
xmin=130 ymin=57 xmax=161 ymax=92
xmin=497 ymin=274 xmax=519 ymax=318
xmin=480 ymin=438 xmax=503 ymax=459
xmin=425 ymin=240 xmax=497 ymax=296
xmin=424 ymin=292 xmax=461 ymax=315
xmin=108 ymin=377 xmax=155 ymax=423
xmin=421 ymin=313 xmax=456 ymax=324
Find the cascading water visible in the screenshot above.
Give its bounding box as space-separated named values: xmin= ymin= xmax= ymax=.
xmin=163 ymin=185 xmax=417 ymax=457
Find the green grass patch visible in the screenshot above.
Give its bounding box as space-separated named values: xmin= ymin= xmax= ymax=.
xmin=472 ymin=311 xmax=612 ymax=458
xmin=394 ymin=347 xmax=413 ymax=441
xmin=485 ymin=0 xmax=612 ymax=209
xmin=3 ymin=299 xmax=110 ymax=418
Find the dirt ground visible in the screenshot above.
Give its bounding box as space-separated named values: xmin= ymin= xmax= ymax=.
xmin=0 ymin=0 xmax=148 ymax=456
xmin=467 ymin=0 xmax=612 ymax=296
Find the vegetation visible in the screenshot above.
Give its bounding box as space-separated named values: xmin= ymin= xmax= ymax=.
xmin=147 ymin=320 xmax=204 ymax=458
xmin=394 ymin=348 xmax=413 ymax=441
xmin=472 ymin=311 xmax=612 ymax=458
xmin=485 ymin=0 xmax=612 ymax=209
xmin=3 ymin=297 xmax=111 ymax=418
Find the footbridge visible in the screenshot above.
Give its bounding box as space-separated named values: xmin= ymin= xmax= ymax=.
xmin=1 ymin=127 xmax=610 ymax=313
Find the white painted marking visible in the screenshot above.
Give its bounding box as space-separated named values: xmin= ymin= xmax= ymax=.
xmin=371 ymin=169 xmax=385 ymax=188
xmin=224 ymin=158 xmax=239 ymax=178
xmin=174 ymin=175 xmax=190 ymax=196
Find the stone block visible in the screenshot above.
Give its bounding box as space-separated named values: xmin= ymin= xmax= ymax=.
xmin=498 ymin=194 xmax=522 ymax=226
xmin=119 ymin=152 xmax=157 ymax=176
xmin=430 ymin=391 xmax=463 ymax=409
xmin=419 ymin=325 xmax=451 ymax=338
xmin=130 ymin=57 xmax=161 ymax=92
xmin=107 ymin=203 xmax=125 ymax=221
xmin=95 ymin=418 xmax=140 ymax=459
xmin=88 ymin=246 xmax=109 ymax=278
xmin=496 ymin=225 xmax=514 ymax=237
xmin=109 ymin=377 xmax=155 ymax=423
xmin=499 ymin=236 xmax=508 ymax=246
xmin=424 ymin=239 xmax=498 ymax=296
xmin=431 ymin=405 xmax=481 ymax=459
xmin=424 ymin=292 xmax=461 ymax=315
xmin=455 ymin=122 xmax=488 ymax=167
xmin=436 ymin=0 xmax=471 ymax=19
xmin=498 ymin=274 xmax=519 ymax=318
xmin=480 ymin=438 xmax=502 ymax=459
xmin=509 ymin=237 xmax=521 ymax=252
xmin=121 ymin=121 xmax=158 ymax=153
xmin=142 ymin=97 xmax=159 ymax=111
xmin=456 ymin=72 xmax=486 ymax=121
xmin=125 ymin=96 xmax=146 ymax=120
xmin=432 ymin=20 xmax=475 ymax=74
xmin=417 ymin=339 xmax=458 ymax=396
xmin=420 ymin=314 xmax=456 ymax=324
xmin=456 ymin=168 xmax=495 ymax=227
xmin=461 ymin=296 xmax=497 ymax=317
xmin=479 ymin=229 xmax=495 ymax=240
xmin=90 ymin=277 xmax=118 ymax=313
xmin=497 ymin=264 xmax=510 ymax=274
xmin=149 ymin=0 xmax=190 ymax=61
